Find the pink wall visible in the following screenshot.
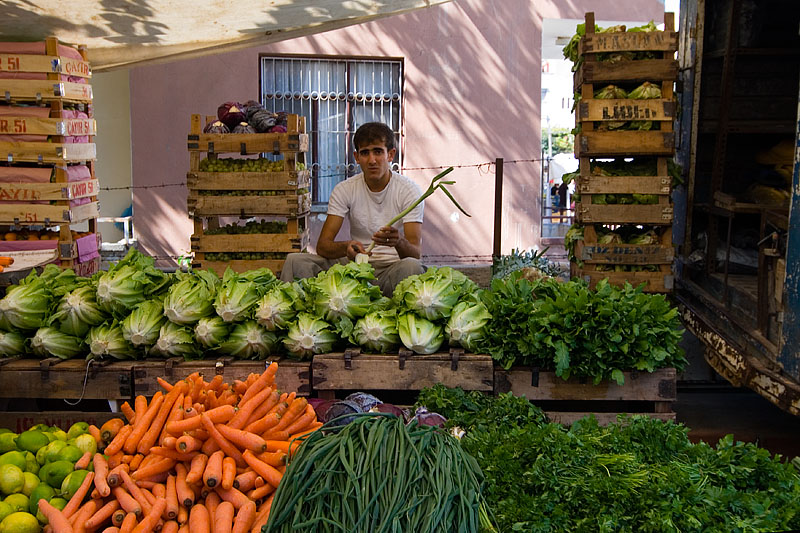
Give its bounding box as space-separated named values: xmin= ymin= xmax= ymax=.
xmin=130 ymin=0 xmax=665 ymax=266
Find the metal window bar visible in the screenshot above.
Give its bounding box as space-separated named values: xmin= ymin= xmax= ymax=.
xmin=261 ymin=56 xmax=402 ymax=204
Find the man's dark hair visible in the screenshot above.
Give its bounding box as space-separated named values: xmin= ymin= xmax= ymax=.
xmin=353 ymin=122 xmax=396 ymax=152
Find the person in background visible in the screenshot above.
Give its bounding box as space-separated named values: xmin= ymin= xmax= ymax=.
xmin=557 ymin=180 xmax=569 ymax=223
xmin=279 ymin=122 xmax=425 ymax=296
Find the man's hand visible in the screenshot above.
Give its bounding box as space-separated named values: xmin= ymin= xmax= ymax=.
xmin=373 ymin=226 xmax=400 ymax=248
xmin=345 ymin=240 xmax=368 ymax=260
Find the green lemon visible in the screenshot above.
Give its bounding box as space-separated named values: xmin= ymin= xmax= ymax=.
xmin=15 ymin=432 xmax=47 ymax=457
xmin=0 ymin=454 xmax=25 ymax=473
xmin=34 ymin=497 xmax=64 ymax=526
xmin=72 ymin=434 xmax=97 ymax=457
xmin=27 ymin=484 xmax=54 ymax=516
xmin=54 ymin=445 xmax=82 ymax=464
xmin=59 ymin=470 xmax=88 ymax=500
xmin=0 ymin=503 xmax=11 ymax=525
xmin=65 ymin=423 xmax=89 ymax=441
xmin=0 ymin=466 xmax=24 ymax=496
xmin=21 ymin=454 xmax=36 ymax=477
xmin=2 ymin=495 xmax=28 ymax=514
xmin=0 ymin=430 xmax=10 ymax=436
xmin=0 ymin=437 xmax=16 ymax=456
xmin=48 ymin=430 xmax=66 ymax=443
xmin=18 ymin=475 xmax=36 ymax=499
xmin=39 ymin=442 xmax=66 ymax=465
xmin=38 ymin=461 xmax=71 ymax=490
xmin=0 ymin=511 xmax=41 ymax=533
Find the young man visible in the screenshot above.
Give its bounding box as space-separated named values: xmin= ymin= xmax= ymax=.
xmin=279 ymin=122 xmax=425 ymax=295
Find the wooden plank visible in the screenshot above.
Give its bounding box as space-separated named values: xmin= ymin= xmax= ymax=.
xmin=573 ymin=268 xmax=674 ymax=292
xmin=0 ymin=200 xmax=98 ymax=224
xmin=0 ymin=79 xmax=93 ymax=103
xmin=575 ymin=240 xmax=674 ymax=265
xmin=0 ymin=179 xmax=98 ymax=201
xmin=187 ymin=170 xmax=310 ymax=191
xmin=0 ymin=412 xmax=120 ymax=433
xmin=133 ymin=358 xmax=311 ymax=396
xmin=187 ymin=132 xmax=309 ymax=154
xmin=494 ymin=368 xmax=677 ymax=401
xmin=577 ymin=203 xmax=673 ymax=225
xmin=0 ymin=359 xmax=135 ymax=400
xmin=0 ymin=116 xmax=96 ymax=136
xmin=578 ymin=174 xmax=670 ymax=195
xmin=579 ymin=31 xmax=678 ymax=55
xmin=188 ymin=193 xmax=311 ymax=217
xmin=0 ymin=53 xmax=91 ymax=78
xmin=578 ymin=98 xmax=675 ymax=123
xmin=0 ymin=141 xmax=96 ymax=163
xmin=576 ymin=131 xmax=674 ymax=157
xmin=191 ymin=231 xmax=309 ymax=253
xmin=576 ymin=59 xmax=678 ymax=85
xmin=72 ymin=255 xmax=100 ymax=277
xmin=545 ymin=411 xmax=676 ymax=426
xmin=192 ymin=259 xmax=285 ymax=275
xmin=312 ymin=351 xmax=495 ymax=392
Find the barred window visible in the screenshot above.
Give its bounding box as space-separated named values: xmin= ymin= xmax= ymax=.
xmin=260 ymin=56 xmax=403 ymax=205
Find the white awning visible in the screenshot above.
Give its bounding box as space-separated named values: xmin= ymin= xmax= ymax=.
xmin=1 ymin=0 xmax=450 ymax=71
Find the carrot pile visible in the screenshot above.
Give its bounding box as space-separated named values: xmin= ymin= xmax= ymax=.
xmin=42 ymin=361 xmax=321 ymax=533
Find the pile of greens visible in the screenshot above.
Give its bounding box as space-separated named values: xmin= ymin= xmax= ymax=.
xmin=477 ymin=274 xmax=685 ymax=384
xmin=563 ymin=21 xmax=659 ymax=72
xmin=416 ymin=386 xmax=800 ymax=533
xmin=491 ymin=248 xmax=563 ymax=280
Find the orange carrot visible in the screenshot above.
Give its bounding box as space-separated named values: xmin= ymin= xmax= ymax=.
xmin=84 ymin=500 xmax=120 ymax=531
xmin=246 ymin=483 xmax=275 ymax=502
xmin=166 ymin=404 xmax=235 ymax=435
xmin=125 ymin=392 xmax=164 ymax=454
xmin=102 ymin=527 xmax=120 ymax=533
xmin=249 ymin=496 xmax=273 ymax=533
xmin=215 ymin=424 xmax=267 ymax=453
xmin=107 ymin=464 xmax=129 ymax=489
xmin=213 ymin=500 xmax=234 ymax=533
xmin=94 ymin=453 xmax=111 ymax=497
xmin=138 ymin=381 xmax=185 ymax=454
xmin=62 ymin=471 xmax=95 ymax=518
xmin=200 ymin=413 xmax=245 ymax=467
xmin=104 ymin=425 xmax=133 ymax=456
xmin=159 ymin=392 xmax=185 ymax=445
xmin=233 ymin=380 xmax=248 ymax=396
xmin=70 ymin=499 xmax=96 ymax=532
xmin=244 ymin=391 xmax=281 ymax=428
xmin=119 ymin=470 xmax=152 ymax=516
xmin=133 ymin=395 xmax=148 ymax=424
xmin=244 ymin=412 xmax=280 ymax=436
xmin=128 ymin=454 xmax=144 ymax=471
xmin=87 ymin=424 xmax=103 ymax=447
xmin=239 ymin=362 xmax=278 ymax=406
xmin=261 ymin=429 xmax=289 ymax=441
xmin=161 ymin=521 xmax=179 ymax=533
xmin=119 ymin=512 xmax=138 ymax=533
xmin=39 ymin=499 xmax=74 ymax=533
xmin=264 ymin=440 xmax=290 ymax=454
xmin=131 ymin=499 xmax=166 ymax=533
xmin=273 ymin=397 xmax=307 ymax=432
xmin=214 ymin=486 xmax=250 ymax=510
xmin=112 ymin=509 xmax=126 ymax=527
xmin=75 ymin=451 xmax=92 ymax=470
xmin=205 ymin=491 xmax=221 ymax=526
xmin=157 ymin=376 xmax=174 ymax=392
xmin=185 ymin=453 xmax=209 ymax=485
xmin=120 ymin=402 xmax=136 ymax=424
xmin=165 ymin=475 xmax=179 ymax=521
xmin=162 ymin=435 xmax=178 ymax=449
xmin=101 ymin=418 xmax=126 ymax=444
xmin=283 ymin=404 xmax=317 ymax=436
xmin=241 ymin=451 xmax=282 ymax=489
xmin=177 ymin=504 xmax=188 ymax=526
xmin=131 ymin=457 xmax=175 ymax=480
xmin=232 ymin=471 xmax=258 ymax=492
xmin=176 ymin=434 xmax=203 ymax=453
xmin=221 ymin=456 xmax=236 ymax=491
xmin=107 ymin=451 xmax=124 ymax=470
xmin=175 ymin=463 xmax=194 ymax=508
xmin=113 ymin=486 xmax=142 ymax=518
xmin=228 ymin=387 xmax=273 ymax=430
xmin=207 ymin=375 xmax=224 ymax=393
xmin=256 ymin=451 xmax=286 ymax=468
xmin=203 ymin=450 xmax=224 ymax=489
xmin=231 ymin=500 xmax=256 ymax=533
xmin=150 ymin=447 xmax=199 ymax=462
xmin=189 ymin=504 xmax=211 ymax=533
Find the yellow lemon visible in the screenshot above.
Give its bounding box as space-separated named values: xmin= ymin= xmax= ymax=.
xmin=0 ymin=511 xmax=41 ymax=533
xmin=0 ymin=466 xmax=24 ymax=496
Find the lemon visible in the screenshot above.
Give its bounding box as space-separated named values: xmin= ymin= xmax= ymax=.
xmin=21 ymin=455 xmax=36 ymax=477
xmin=38 ymin=462 xmax=71 ymax=490
xmin=60 ymin=470 xmax=89 ymax=501
xmin=0 ymin=454 xmax=25 ymax=473
xmin=0 ymin=431 xmax=9 ymax=436
xmin=15 ymin=433 xmax=47 ymax=457
xmin=38 ymin=442 xmax=66 ymax=465
xmin=66 ymin=423 xmax=89 ymax=441
xmin=0 ymin=511 xmax=41 ymax=533
xmin=0 ymin=503 xmax=12 ymax=524
xmin=72 ymin=434 xmax=97 ymax=457
xmin=18 ymin=476 xmax=36 ymax=500
xmin=0 ymin=466 xmax=24 ymax=496
xmin=54 ymin=445 xmax=82 ymax=464
xmin=48 ymin=430 xmax=66 ymax=443
xmin=2 ymin=495 xmax=27 ymax=514
xmin=0 ymin=437 xmax=16 ymax=456
xmin=27 ymin=484 xmax=53 ymax=515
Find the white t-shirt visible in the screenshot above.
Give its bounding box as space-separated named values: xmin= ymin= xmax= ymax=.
xmin=327 ymin=171 xmax=423 ymax=264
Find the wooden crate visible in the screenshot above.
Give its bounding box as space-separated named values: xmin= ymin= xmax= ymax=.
xmin=576 ymin=202 xmax=673 ymax=225
xmin=578 ymin=174 xmax=670 ymax=196
xmin=0 ymin=113 xmax=95 ymax=137
xmin=191 ymin=231 xmax=309 ymax=254
xmin=312 ymin=348 xmax=494 ymax=400
xmin=572 ymin=266 xmax=674 ymax=293
xmin=494 ymin=367 xmax=677 ymax=425
xmin=132 ymin=357 xmax=311 ymax=396
xmin=187 ymin=169 xmax=310 ymax=192
xmin=191 ymin=258 xmax=286 ymax=276
xmin=0 ymin=79 xmax=93 ymax=105
xmin=574 ymin=240 xmax=673 ymax=265
xmin=187 ymin=192 xmax=311 ymax=217
xmin=0 ymin=412 xmax=120 ymax=434
xmin=0 ymin=141 xmax=96 ymax=163
xmin=0 ymin=200 xmax=98 ymax=225
xmin=575 ymin=131 xmax=674 ymax=157
xmin=187 ymin=114 xmax=308 ymax=155
xmin=0 ymin=179 xmax=98 ymax=202
xmin=0 ymin=358 xmax=136 ymax=400
xmin=0 ymin=51 xmax=91 ymax=79
xmin=577 ymin=98 xmax=676 ymax=126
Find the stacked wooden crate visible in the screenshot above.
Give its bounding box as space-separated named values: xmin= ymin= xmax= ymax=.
xmin=0 ymin=37 xmax=100 ymax=276
xmin=187 ymin=113 xmax=310 ymax=275
xmin=570 ymin=13 xmax=678 ymax=293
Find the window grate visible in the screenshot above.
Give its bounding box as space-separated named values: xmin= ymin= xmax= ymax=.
xmin=260 ymin=57 xmax=403 ymax=204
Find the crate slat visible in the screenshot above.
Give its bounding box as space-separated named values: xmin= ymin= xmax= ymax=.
xmin=187 ymin=133 xmax=309 ymax=154
xmin=191 ymin=231 xmax=309 ymax=253
xmin=192 ymin=259 xmax=286 ymax=275
xmin=572 ymin=268 xmax=674 ymax=292
xmin=0 ymin=179 xmax=98 ymax=201
xmin=188 ymin=193 xmax=311 ymax=217
xmin=0 ymin=359 xmax=135 ymax=400
xmin=0 ymin=115 xmax=96 ymax=136
xmin=187 ymin=170 xmax=310 ymax=191
xmin=578 ymin=174 xmax=670 ymax=195
xmin=579 ymin=31 xmax=678 ymax=55
xmin=0 ymin=200 xmax=98 ymax=224
xmin=576 ymin=203 xmax=673 ymax=224
xmin=578 ymin=98 xmax=675 ymax=123
xmin=0 ymin=53 xmax=91 ymax=78
xmin=312 ymin=351 xmax=494 ymax=392
xmin=575 ymin=240 xmax=674 ymax=265
xmin=0 ymin=79 xmax=93 ymax=103
xmin=575 ymin=131 xmax=674 ymax=157
xmin=0 ymin=141 xmax=96 ymax=163
xmin=575 ymin=59 xmax=679 ymax=85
